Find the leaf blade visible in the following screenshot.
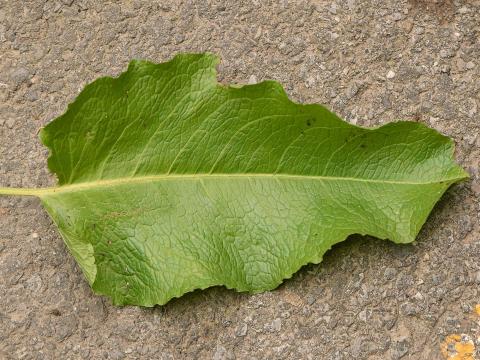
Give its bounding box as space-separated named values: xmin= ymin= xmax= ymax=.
xmin=33 ymin=53 xmax=467 ymax=306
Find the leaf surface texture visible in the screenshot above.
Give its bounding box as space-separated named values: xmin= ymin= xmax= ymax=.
xmin=35 ymin=53 xmax=467 ymax=306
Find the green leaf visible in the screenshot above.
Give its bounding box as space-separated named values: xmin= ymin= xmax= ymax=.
xmin=0 ymin=53 xmax=468 ymax=306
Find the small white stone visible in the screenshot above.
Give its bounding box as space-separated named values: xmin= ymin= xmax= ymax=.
xmin=272 ymin=318 xmax=282 ymax=332
xmin=439 ymin=49 xmax=450 ymax=58
xmin=32 ymin=232 xmax=39 ymax=239
xmin=386 ymin=70 xmax=396 ymax=79
xmin=329 ymin=3 xmax=337 ymax=14
xmin=5 ymin=118 xmax=15 ymax=129
xmin=305 ymin=76 xmax=315 ymax=88
xmin=358 ymin=309 xmax=368 ymax=321
xmin=235 ymin=323 xmax=248 ymax=337
xmin=248 ymin=75 xmax=257 ymax=84
xmin=413 ymin=292 xmax=424 ymax=301
xmin=330 ymin=32 xmax=339 ymax=40
xmin=414 ymin=27 xmax=424 ymax=35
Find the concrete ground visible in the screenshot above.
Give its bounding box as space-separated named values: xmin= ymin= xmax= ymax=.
xmin=0 ymin=0 xmax=479 ymax=359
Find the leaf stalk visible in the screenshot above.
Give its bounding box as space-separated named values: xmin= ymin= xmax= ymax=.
xmin=0 ymin=187 xmax=46 ymax=197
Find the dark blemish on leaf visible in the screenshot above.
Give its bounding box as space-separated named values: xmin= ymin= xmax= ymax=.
xmin=108 ymin=240 xmax=112 ymax=245
xmin=92 ymin=223 xmax=96 ymax=229
xmin=360 ymin=144 xmax=366 ymax=149
xmin=306 ymin=117 xmax=316 ymax=126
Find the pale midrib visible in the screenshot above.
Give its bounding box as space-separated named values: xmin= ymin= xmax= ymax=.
xmin=0 ymin=173 xmax=465 ymax=197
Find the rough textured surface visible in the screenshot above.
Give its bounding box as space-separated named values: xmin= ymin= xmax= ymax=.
xmin=0 ymin=0 xmax=478 ymax=358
